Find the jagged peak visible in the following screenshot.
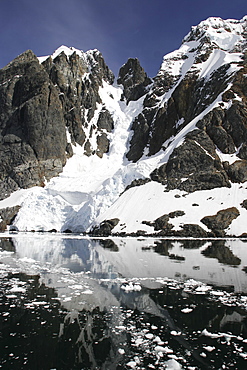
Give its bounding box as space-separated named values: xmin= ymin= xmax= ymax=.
xmin=38 ymin=45 xmax=114 ymax=84
xmin=38 ymin=45 xmax=87 ymax=64
xmin=38 ymin=45 xmax=104 ymax=66
xmin=183 ymin=16 xmax=247 ymax=52
xmin=155 ymin=16 xmax=247 ymax=84
xmin=117 ymin=57 xmax=152 ymax=103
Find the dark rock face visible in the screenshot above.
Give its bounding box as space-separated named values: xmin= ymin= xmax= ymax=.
xmin=151 ymin=129 xmax=230 ymax=192
xmin=42 ymin=49 xmax=115 ymax=157
xmin=90 ymin=218 xmax=120 ymax=236
xmin=201 ymin=207 xmax=240 ymax=236
xmin=0 ymin=206 xmax=20 ymax=231
xmin=124 ymin=178 xmax=151 ymax=192
xmin=0 ymin=50 xmax=67 ymax=199
xmin=142 ymin=210 xmax=185 ymax=232
xmin=117 ymin=58 xmax=152 ymax=103
xmin=126 ymin=62 xmax=233 ymax=162
xmin=0 ymin=48 xmax=115 ymax=200
xmin=178 ymin=224 xmax=208 ymax=238
xmin=126 ymin=41 xmax=247 ymax=194
xmin=225 ymin=160 xmax=247 ymax=183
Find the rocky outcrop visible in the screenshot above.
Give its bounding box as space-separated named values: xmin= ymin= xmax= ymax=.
xmin=142 ymin=210 xmax=185 ymax=232
xmin=117 ymin=58 xmax=152 ymax=103
xmin=241 ymin=199 xmax=247 ymax=209
xmin=124 ymin=178 xmax=151 ymax=192
xmin=225 ymin=160 xmax=247 ymax=183
xmin=0 ymin=206 xmax=20 ymax=231
xmin=90 ymin=218 xmax=120 ymax=236
xmin=151 ymin=129 xmax=231 ymax=192
xmin=201 ymin=207 xmax=240 ymax=236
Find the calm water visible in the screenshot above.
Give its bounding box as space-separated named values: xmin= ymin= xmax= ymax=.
xmin=0 ymin=235 xmax=247 ymax=369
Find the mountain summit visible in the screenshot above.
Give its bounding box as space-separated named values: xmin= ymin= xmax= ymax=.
xmin=0 ymin=16 xmax=247 ymax=237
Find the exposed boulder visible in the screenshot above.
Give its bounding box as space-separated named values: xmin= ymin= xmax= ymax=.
xmin=201 ymin=207 xmax=240 ymax=235
xmin=153 ymin=214 xmax=173 ymax=231
xmin=225 ymin=160 xmax=247 ymax=183
xmin=178 ymin=224 xmax=208 ymax=238
xmin=241 ymin=199 xmax=247 ymax=209
xmin=97 ymin=109 xmax=114 ymax=132
xmin=90 ymin=218 xmax=120 ymax=236
xmin=142 ymin=210 xmax=185 ymax=232
xmin=96 ymin=133 xmax=110 ymax=158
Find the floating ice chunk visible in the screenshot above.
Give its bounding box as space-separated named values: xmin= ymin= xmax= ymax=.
xmin=201 ymin=328 xmax=221 ymax=338
xmin=195 ymin=285 xmax=211 ymax=293
xmin=135 ymin=338 xmax=144 ymax=346
xmin=31 ymin=301 xmax=48 ymax=306
xmin=19 ymin=257 xmax=37 ymax=263
xmin=127 ymin=361 xmax=137 ymax=368
xmin=9 ymin=286 xmax=26 ymax=293
xmin=68 ymin=284 xmax=83 ymax=290
xmin=154 ymin=345 xmax=173 ymax=353
xmin=181 ymin=307 xmax=193 ymax=313
xmin=171 ymin=330 xmax=181 ymax=336
xmin=153 ymin=336 xmax=164 ymax=344
xmin=6 ymin=295 xmax=17 ymax=299
xmin=81 ymin=289 xmax=93 ymax=294
xmin=121 ymin=282 xmax=142 ymax=292
xmin=204 ymin=346 xmax=215 ymax=352
xmin=211 ymin=290 xmax=224 ymax=296
xmin=165 ymin=359 xmax=183 ymax=369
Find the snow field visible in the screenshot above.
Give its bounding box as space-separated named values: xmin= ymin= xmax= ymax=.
xmin=96 ymin=181 xmax=247 ymax=236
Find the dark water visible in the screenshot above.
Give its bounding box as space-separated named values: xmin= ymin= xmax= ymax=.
xmin=0 ymin=236 xmax=247 ymax=369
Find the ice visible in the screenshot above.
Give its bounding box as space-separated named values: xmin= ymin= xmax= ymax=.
xmin=154 ymin=345 xmax=173 ymax=353
xmin=9 ymin=286 xmax=26 ymax=293
xmin=165 ymin=359 xmax=183 ymax=370
xmin=181 ymin=308 xmax=193 ymax=313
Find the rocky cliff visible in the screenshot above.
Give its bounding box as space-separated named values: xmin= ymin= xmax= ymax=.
xmin=0 ymin=46 xmax=115 ymax=201
xmin=0 ymin=17 xmax=247 ymax=236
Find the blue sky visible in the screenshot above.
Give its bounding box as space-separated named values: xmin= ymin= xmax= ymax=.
xmin=1 ymin=0 xmax=246 ymax=77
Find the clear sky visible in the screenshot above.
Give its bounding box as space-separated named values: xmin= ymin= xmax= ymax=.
xmin=1 ymin=0 xmax=246 ymax=77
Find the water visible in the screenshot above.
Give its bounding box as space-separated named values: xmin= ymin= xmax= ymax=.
xmin=0 ymin=235 xmax=247 ymax=369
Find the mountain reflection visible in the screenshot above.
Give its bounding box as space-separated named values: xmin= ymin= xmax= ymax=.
xmin=0 ymin=236 xmax=246 ymax=292
xmin=202 ymin=240 xmax=241 ymax=266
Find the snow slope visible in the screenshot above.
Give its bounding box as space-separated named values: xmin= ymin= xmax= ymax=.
xmin=0 ymin=17 xmax=247 ymax=235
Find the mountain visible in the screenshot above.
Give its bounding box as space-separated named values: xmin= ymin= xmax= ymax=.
xmin=0 ymin=16 xmax=247 ymax=237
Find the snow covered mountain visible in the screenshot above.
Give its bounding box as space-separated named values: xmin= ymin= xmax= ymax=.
xmin=0 ymin=16 xmax=247 ymax=237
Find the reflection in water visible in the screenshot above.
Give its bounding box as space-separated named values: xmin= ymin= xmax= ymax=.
xmin=0 ymin=236 xmax=247 ymax=369
xmin=202 ymin=240 xmax=241 ymax=266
